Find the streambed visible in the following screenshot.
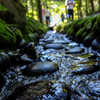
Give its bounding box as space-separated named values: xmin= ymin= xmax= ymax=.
xmin=0 ymin=30 xmax=100 ymax=100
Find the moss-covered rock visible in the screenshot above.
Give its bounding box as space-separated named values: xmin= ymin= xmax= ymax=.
xmin=83 ymin=32 xmax=95 ymax=47
xmin=19 ymin=17 xmax=48 ymax=43
xmin=92 ymin=15 xmax=100 ymax=37
xmin=25 ymin=18 xmax=48 ymax=35
xmin=0 ymin=22 xmax=16 ymax=48
xmin=76 ymin=27 xmax=86 ymax=42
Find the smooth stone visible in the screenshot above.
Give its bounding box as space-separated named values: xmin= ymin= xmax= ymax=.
xmin=71 ymin=65 xmax=100 ymax=75
xmin=91 ymin=39 xmax=100 ymax=51
xmin=20 ymin=42 xmax=37 ymax=59
xmin=53 ymin=40 xmax=68 ymax=44
xmin=83 ymin=36 xmax=94 ymax=47
xmin=43 ymin=38 xmax=54 ymax=43
xmin=3 ymin=81 xmax=68 ymax=100
xmin=69 ymin=42 xmax=79 ymax=47
xmin=44 ymin=43 xmax=63 ymax=49
xmin=19 ymin=39 xmax=28 ymax=48
xmin=19 ymin=54 xmax=33 ymax=64
xmin=8 ymin=51 xmax=21 ymax=65
xmin=66 ymin=47 xmax=84 ymax=54
xmin=28 ymin=33 xmax=39 ymax=43
xmin=22 ymin=61 xmax=59 ymax=76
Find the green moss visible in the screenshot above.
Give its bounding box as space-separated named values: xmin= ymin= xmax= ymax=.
xmin=0 ymin=22 xmax=16 ymax=48
xmin=25 ymin=18 xmax=48 ymax=35
xmin=76 ymin=27 xmax=86 ymax=41
xmin=78 ymin=18 xmax=89 ymax=28
xmin=14 ymin=29 xmax=22 ymax=44
xmin=0 ymin=4 xmax=8 ymax=11
xmin=86 ymin=32 xmax=94 ymax=37
xmin=20 ymin=17 xmax=48 ymax=42
xmin=92 ymin=15 xmax=100 ymax=36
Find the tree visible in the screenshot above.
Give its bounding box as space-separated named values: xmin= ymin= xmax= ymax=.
xmin=98 ymin=0 xmax=100 ymax=11
xmin=90 ymin=0 xmax=95 ymax=11
xmin=85 ymin=0 xmax=88 ymax=15
xmin=37 ymin=0 xmax=42 ymax=22
xmin=30 ymin=0 xmax=34 ymax=17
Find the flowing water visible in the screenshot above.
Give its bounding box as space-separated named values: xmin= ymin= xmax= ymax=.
xmin=0 ymin=30 xmax=100 ymax=100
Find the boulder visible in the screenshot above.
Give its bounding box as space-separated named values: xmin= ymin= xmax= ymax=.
xmin=71 ymin=65 xmax=100 ymax=75
xmin=0 ymin=52 xmax=11 ymax=71
xmin=19 ymin=39 xmax=29 ymax=48
xmin=19 ymin=54 xmax=33 ymax=65
xmin=84 ymin=36 xmax=94 ymax=47
xmin=53 ymin=40 xmax=68 ymax=44
xmin=28 ymin=33 xmax=39 ymax=43
xmin=66 ymin=47 xmax=84 ymax=54
xmin=44 ymin=44 xmax=63 ymax=49
xmin=91 ymin=39 xmax=100 ymax=51
xmin=20 ymin=42 xmax=37 ymax=59
xmin=8 ymin=51 xmax=21 ymax=65
xmin=22 ymin=61 xmax=59 ymax=76
xmin=69 ymin=42 xmax=79 ymax=47
xmin=2 ymin=81 xmax=68 ymax=100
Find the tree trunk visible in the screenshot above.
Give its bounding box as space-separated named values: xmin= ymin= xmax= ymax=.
xmin=37 ymin=0 xmax=42 ymax=23
xmin=78 ymin=0 xmax=83 ymax=18
xmin=99 ymin=0 xmax=100 ymax=11
xmin=90 ymin=0 xmax=95 ymax=11
xmin=85 ymin=0 xmax=88 ymax=15
xmin=30 ymin=0 xmax=33 ymax=17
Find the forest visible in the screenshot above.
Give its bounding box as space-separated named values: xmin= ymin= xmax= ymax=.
xmin=0 ymin=0 xmax=100 ymax=100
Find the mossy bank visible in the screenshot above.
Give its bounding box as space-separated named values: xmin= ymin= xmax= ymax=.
xmin=54 ymin=14 xmax=100 ymax=51
xmin=0 ymin=17 xmax=48 ymax=49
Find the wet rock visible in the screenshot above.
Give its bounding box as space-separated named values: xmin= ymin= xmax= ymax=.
xmin=22 ymin=61 xmax=59 ymax=76
xmin=43 ymin=38 xmax=54 ymax=43
xmin=88 ymin=81 xmax=100 ymax=97
xmin=44 ymin=43 xmax=63 ymax=49
xmin=20 ymin=42 xmax=37 ymax=59
xmin=0 ymin=52 xmax=11 ymax=71
xmin=83 ymin=36 xmax=94 ymax=47
xmin=0 ymin=72 xmax=6 ymax=91
xmin=19 ymin=54 xmax=33 ymax=65
xmin=19 ymin=39 xmax=29 ymax=48
xmin=66 ymin=47 xmax=84 ymax=54
xmin=2 ymin=81 xmax=68 ymax=100
xmin=53 ymin=40 xmax=68 ymax=44
xmin=71 ymin=65 xmax=100 ymax=75
xmin=41 ymin=49 xmax=56 ymax=55
xmin=69 ymin=42 xmax=79 ymax=47
xmin=8 ymin=51 xmax=21 ymax=65
xmin=91 ymin=39 xmax=100 ymax=51
xmin=28 ymin=33 xmax=39 ymax=43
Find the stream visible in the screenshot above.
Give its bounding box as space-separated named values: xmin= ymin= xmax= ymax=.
xmin=0 ymin=30 xmax=100 ymax=100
